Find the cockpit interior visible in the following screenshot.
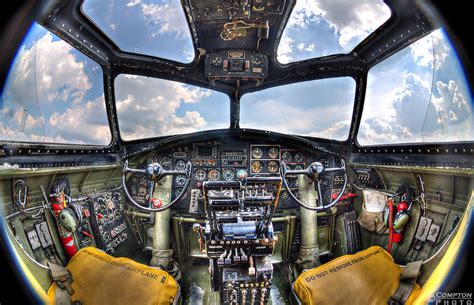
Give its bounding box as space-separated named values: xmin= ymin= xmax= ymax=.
xmin=0 ymin=0 xmax=473 ymax=304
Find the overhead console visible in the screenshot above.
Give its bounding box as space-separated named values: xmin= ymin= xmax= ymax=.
xmin=205 ymin=50 xmax=268 ymax=83
xmin=188 ymin=0 xmax=286 ymax=22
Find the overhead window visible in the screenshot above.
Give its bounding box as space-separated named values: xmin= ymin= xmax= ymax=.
xmin=240 ymin=77 xmax=356 ymax=141
xmin=115 ymin=75 xmax=229 ymax=140
xmin=277 ymin=0 xmax=391 ymax=64
xmin=82 ymin=0 xmax=195 ymax=63
xmin=357 ymin=28 xmax=473 ymax=146
xmin=0 ymin=23 xmax=111 ymax=145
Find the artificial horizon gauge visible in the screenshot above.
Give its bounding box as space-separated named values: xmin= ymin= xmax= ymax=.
xmin=294 ymin=152 xmax=305 ymax=163
xmin=268 ymin=147 xmax=279 ymax=159
xmin=236 ymin=169 xmax=248 ymax=179
xmin=222 ymin=168 xmax=235 ymax=181
xmin=251 ymin=160 xmax=264 ymax=173
xmin=195 ymin=169 xmax=206 ymax=181
xmin=175 ymin=175 xmax=187 ymax=186
xmin=174 ymin=159 xmax=186 ymax=171
xmin=268 ymin=160 xmax=279 ymax=173
xmin=252 ymin=147 xmax=263 ymax=159
xmin=281 ymin=151 xmax=292 ymax=163
xmin=208 ymin=169 xmax=221 ymax=181
xmin=211 ymin=56 xmax=222 ymax=66
xmin=160 ymin=156 xmax=173 ymax=169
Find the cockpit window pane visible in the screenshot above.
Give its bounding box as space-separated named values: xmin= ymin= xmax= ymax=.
xmin=115 ymin=75 xmax=229 ymax=140
xmin=357 ymin=28 xmax=474 ymax=145
xmin=277 ymin=0 xmax=391 ymax=64
xmin=82 ymin=0 xmax=195 ymax=63
xmin=240 ymin=77 xmax=356 ymax=140
xmin=0 ymin=23 xmax=111 ymax=145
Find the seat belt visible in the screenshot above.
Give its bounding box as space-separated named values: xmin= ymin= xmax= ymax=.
xmin=388 ymin=261 xmax=423 ymax=305
xmin=47 ymin=261 xmax=80 ymax=305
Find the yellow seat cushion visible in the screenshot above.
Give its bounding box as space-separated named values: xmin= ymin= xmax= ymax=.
xmin=293 ymin=246 xmax=420 ymax=305
xmin=47 ymin=247 xmax=178 ymax=305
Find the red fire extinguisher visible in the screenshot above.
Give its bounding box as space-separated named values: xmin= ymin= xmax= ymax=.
xmin=386 ymin=185 xmax=412 ymax=253
xmin=51 ymin=191 xmax=77 ymax=259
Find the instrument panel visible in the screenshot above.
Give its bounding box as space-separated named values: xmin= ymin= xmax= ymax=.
xmin=126 ymin=139 xmax=345 ymax=211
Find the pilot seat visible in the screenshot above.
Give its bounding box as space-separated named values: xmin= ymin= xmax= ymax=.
xmin=292 ymin=246 xmax=421 ymax=305
xmin=47 ymin=247 xmax=180 ymax=305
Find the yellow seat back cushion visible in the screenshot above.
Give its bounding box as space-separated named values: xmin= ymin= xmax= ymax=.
xmin=47 ymin=247 xmax=178 ymax=305
xmin=294 ymin=246 xmax=420 ymax=305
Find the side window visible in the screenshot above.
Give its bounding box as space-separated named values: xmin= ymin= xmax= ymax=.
xmin=357 ymin=29 xmax=473 ymax=145
xmin=0 ymin=23 xmax=111 ymax=145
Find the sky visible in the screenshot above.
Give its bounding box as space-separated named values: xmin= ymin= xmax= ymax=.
xmin=0 ymin=0 xmax=472 ymax=145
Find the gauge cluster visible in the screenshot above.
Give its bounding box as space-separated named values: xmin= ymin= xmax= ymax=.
xmin=126 ymin=139 xmax=342 ymax=211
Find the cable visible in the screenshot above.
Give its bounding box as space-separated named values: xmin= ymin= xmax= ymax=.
xmin=33 ymin=41 xmax=46 ymax=141
xmin=421 ymin=33 xmax=438 ymax=141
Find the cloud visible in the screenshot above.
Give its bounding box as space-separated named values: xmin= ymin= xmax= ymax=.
xmin=140 ymin=1 xmax=190 ymax=38
xmin=309 ymin=120 xmax=351 ymax=140
xmin=410 ymin=30 xmax=449 ymax=70
xmin=126 ymin=0 xmax=141 ymax=7
xmin=358 ymin=72 xmax=473 ymax=145
xmin=0 ymin=27 xmax=110 ymax=145
xmin=115 ymin=76 xmax=213 ymax=139
xmin=241 ymin=98 xmax=353 ymax=140
xmin=7 ymin=32 xmax=92 ymax=107
xmin=287 ymin=0 xmax=391 ymax=50
xmin=277 ymin=37 xmax=294 ymax=64
xmin=48 ymin=96 xmax=111 ymax=144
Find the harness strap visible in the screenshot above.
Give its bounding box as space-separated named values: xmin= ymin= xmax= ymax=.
xmin=388 ymin=261 xmax=422 ymax=305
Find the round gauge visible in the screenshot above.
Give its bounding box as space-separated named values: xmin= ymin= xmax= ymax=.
xmin=268 ymin=160 xmax=279 ymax=173
xmin=252 ymin=147 xmax=263 ymax=159
xmin=236 ymin=169 xmax=248 ymax=180
xmin=294 ymin=164 xmax=304 ymax=170
xmin=174 ymin=159 xmax=186 ymax=171
xmin=161 ymin=156 xmax=172 ymax=169
xmin=251 ymin=161 xmax=263 ymax=173
xmin=174 ymin=187 xmax=187 ymax=199
xmin=175 ymin=175 xmax=186 ymax=186
xmin=294 ymin=152 xmax=305 ymax=163
xmin=268 ymin=147 xmax=279 ymax=159
xmin=208 ymin=169 xmax=221 ymax=181
xmin=138 ymin=185 xmax=147 ymax=197
xmin=251 ymin=56 xmax=262 ymax=65
xmin=281 ymin=151 xmax=292 ymax=163
xmin=211 ymin=56 xmax=223 ymax=66
xmin=195 ymin=169 xmax=206 ymax=181
xmin=222 ymin=168 xmax=235 ymax=181
xmin=281 ymin=191 xmax=290 ymax=201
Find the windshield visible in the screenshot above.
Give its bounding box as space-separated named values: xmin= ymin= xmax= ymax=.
xmin=0 ymin=23 xmax=111 ymax=145
xmin=240 ymin=77 xmax=356 ymax=140
xmin=277 ymin=0 xmax=391 ymax=63
xmin=82 ymin=0 xmax=195 ymax=63
xmin=115 ymin=75 xmax=229 ymax=140
xmin=358 ymin=28 xmax=473 ymax=145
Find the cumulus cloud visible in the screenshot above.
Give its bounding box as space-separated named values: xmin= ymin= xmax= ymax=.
xmin=0 ymin=29 xmax=110 ymax=145
xmin=140 ymin=1 xmax=190 ymax=38
xmin=48 ymin=96 xmax=111 ymax=144
xmin=7 ymin=32 xmax=91 ymax=107
xmin=309 ymin=120 xmax=351 ymax=140
xmin=277 ymin=37 xmax=294 ymax=64
xmin=287 ymin=0 xmax=391 ymax=49
xmin=241 ymin=98 xmax=353 ymax=140
xmin=115 ymin=76 xmax=213 ymax=140
xmin=358 ymin=72 xmax=473 ymax=145
xmin=410 ymin=31 xmax=449 ymax=70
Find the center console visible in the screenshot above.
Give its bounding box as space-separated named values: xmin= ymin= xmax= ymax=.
xmin=194 ymin=177 xmax=281 ymax=304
